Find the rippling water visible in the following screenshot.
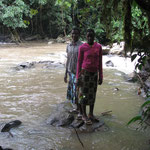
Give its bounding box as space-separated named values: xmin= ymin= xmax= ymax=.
xmin=0 ymin=43 xmax=149 ymax=150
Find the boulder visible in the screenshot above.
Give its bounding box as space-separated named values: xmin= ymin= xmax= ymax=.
xmin=125 ymin=72 xmax=138 ymax=82
xmin=102 ymin=45 xmax=110 ymax=55
xmin=46 ymin=101 xmax=74 ymax=127
xmin=1 ymin=120 xmax=22 ymax=132
xmin=48 ymin=39 xmax=57 ymax=44
xmin=14 ymin=62 xmax=35 ymax=70
xmin=145 ymin=77 xmax=150 ymax=92
xmin=14 ymin=60 xmax=64 ymax=71
xmin=105 ymin=60 xmax=114 ymax=67
xmin=25 ymin=35 xmax=41 ymax=41
xmin=109 ymin=42 xmax=125 ymax=55
xmin=47 ymin=101 xmax=109 ymax=133
xmin=0 ymin=146 xmax=13 ymax=150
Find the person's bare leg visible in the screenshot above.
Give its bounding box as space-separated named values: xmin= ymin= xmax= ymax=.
xmin=77 ymin=103 xmax=82 ymax=114
xmin=89 ymin=104 xmax=99 ymax=122
xmin=82 ymin=104 xmax=87 ymax=119
xmin=82 ymin=104 xmax=92 ymax=125
xmin=76 ymin=103 xmax=83 ymax=120
xmin=89 ymin=104 xmax=94 ymax=117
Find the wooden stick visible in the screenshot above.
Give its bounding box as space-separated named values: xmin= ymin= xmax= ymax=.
xmin=101 ymin=110 xmax=112 ymax=116
xmin=71 ymin=125 xmax=84 ymax=148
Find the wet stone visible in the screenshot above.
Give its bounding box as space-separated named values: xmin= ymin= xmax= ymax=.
xmin=105 ymin=60 xmax=114 ymax=67
xmin=1 ymin=120 xmax=22 ymax=132
xmin=14 ymin=60 xmax=64 ymax=71
xmin=78 ymin=120 xmax=105 ymax=133
xmin=47 ymin=101 xmax=109 ymax=133
xmin=71 ymin=119 xmax=84 ymax=128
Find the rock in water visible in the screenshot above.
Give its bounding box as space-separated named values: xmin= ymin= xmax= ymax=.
xmin=1 ymin=120 xmax=22 ymax=132
xmin=105 ymin=60 xmax=114 ymax=67
xmin=0 ymin=146 xmax=13 ymax=150
xmin=47 ymin=101 xmax=109 ymax=133
xmin=79 ymin=120 xmax=105 ymax=132
xmin=47 ymin=101 xmax=75 ymax=127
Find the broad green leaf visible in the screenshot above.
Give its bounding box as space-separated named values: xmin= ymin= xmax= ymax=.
xmin=30 ymin=9 xmax=38 ymax=16
xmin=132 ymin=0 xmax=137 ymax=8
xmin=64 ymin=1 xmax=71 ymax=7
xmin=86 ymin=0 xmax=91 ymax=3
xmin=24 ymin=20 xmax=30 ymax=25
xmin=127 ymin=116 xmax=141 ymax=126
xmin=141 ymin=100 xmax=150 ymax=108
xmin=131 ymin=54 xmax=137 ymax=61
xmin=138 ymin=64 xmax=143 ymax=70
xmin=135 ymin=63 xmax=139 ymax=70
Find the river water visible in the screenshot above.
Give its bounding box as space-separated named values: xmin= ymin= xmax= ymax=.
xmin=0 ymin=42 xmax=149 ymax=150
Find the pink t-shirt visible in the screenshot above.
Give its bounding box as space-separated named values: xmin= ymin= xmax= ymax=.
xmin=76 ymin=42 xmax=103 ymax=80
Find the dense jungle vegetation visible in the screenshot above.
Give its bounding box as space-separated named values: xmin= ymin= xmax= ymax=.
xmin=0 ymin=0 xmax=150 ymax=49
xmin=0 ymin=0 xmax=150 ymax=128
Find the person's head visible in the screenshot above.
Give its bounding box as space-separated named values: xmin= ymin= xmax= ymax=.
xmin=86 ymin=29 xmax=95 ymax=45
xmin=71 ymin=27 xmax=80 ymax=43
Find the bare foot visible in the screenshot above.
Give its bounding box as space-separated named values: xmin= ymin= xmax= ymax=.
xmin=88 ymin=115 xmax=99 ymax=122
xmin=82 ymin=116 xmax=92 ymax=125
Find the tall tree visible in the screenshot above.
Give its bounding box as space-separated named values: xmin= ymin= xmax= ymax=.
xmin=0 ymin=0 xmax=31 ymax=41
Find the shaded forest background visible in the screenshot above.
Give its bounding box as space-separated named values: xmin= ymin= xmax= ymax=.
xmin=0 ymin=0 xmax=150 ymax=52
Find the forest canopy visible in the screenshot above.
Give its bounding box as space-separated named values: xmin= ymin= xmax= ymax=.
xmin=0 ymin=0 xmax=150 ymax=52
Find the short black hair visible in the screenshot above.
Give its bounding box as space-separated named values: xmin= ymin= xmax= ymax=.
xmin=72 ymin=27 xmax=80 ymax=34
xmin=87 ymin=29 xmax=95 ymax=36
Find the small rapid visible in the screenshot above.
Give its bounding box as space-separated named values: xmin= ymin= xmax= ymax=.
xmin=0 ymin=43 xmax=149 ymax=150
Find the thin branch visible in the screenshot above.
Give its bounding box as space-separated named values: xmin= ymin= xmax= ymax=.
xmin=71 ymin=125 xmax=84 ymax=148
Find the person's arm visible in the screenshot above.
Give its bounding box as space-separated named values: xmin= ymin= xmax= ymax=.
xmin=76 ymin=46 xmax=83 ymax=83
xmin=64 ymin=46 xmax=69 ymax=83
xmin=98 ymin=45 xmax=103 ymax=85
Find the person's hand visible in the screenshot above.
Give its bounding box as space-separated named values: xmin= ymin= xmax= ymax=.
xmin=98 ymin=78 xmax=103 ymax=85
xmin=64 ymin=75 xmax=67 ymax=83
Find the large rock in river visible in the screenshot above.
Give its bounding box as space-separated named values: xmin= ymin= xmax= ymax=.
xmin=46 ymin=101 xmax=109 ymax=132
xmin=14 ymin=60 xmax=64 ymax=71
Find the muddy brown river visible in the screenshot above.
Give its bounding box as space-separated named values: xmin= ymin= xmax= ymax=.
xmin=0 ymin=42 xmax=149 ymax=150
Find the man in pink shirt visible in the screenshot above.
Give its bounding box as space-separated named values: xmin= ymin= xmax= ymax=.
xmin=76 ymin=29 xmax=103 ymax=125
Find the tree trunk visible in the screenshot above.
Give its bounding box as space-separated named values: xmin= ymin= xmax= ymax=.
xmin=61 ymin=8 xmax=66 ymax=37
xmin=40 ymin=5 xmax=44 ymax=35
xmin=135 ymin=0 xmax=150 ymax=12
xmin=123 ymin=0 xmax=132 ymax=56
xmin=146 ymin=12 xmax=150 ymax=31
xmin=9 ymin=28 xmax=21 ymax=43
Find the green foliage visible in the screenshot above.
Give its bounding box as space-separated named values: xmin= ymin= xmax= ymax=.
xmin=131 ymin=49 xmax=149 ymax=70
xmin=111 ymin=19 xmax=124 ymax=42
xmin=0 ymin=0 xmax=150 ymax=46
xmin=55 ymin=0 xmax=71 ymax=8
xmin=129 ymin=51 xmax=150 ymax=128
xmin=0 ymin=0 xmax=30 ymax=29
xmin=24 ymin=20 xmax=30 ymax=25
xmin=127 ymin=94 xmax=150 ymax=128
xmin=131 ymin=5 xmax=150 ymax=49
xmin=141 ymin=98 xmax=150 ymax=108
xmin=30 ymin=9 xmax=38 ymax=16
xmin=29 ymin=0 xmax=48 ymax=5
xmin=127 ymin=115 xmax=142 ymax=126
xmin=127 ymin=1 xmax=150 ymax=129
